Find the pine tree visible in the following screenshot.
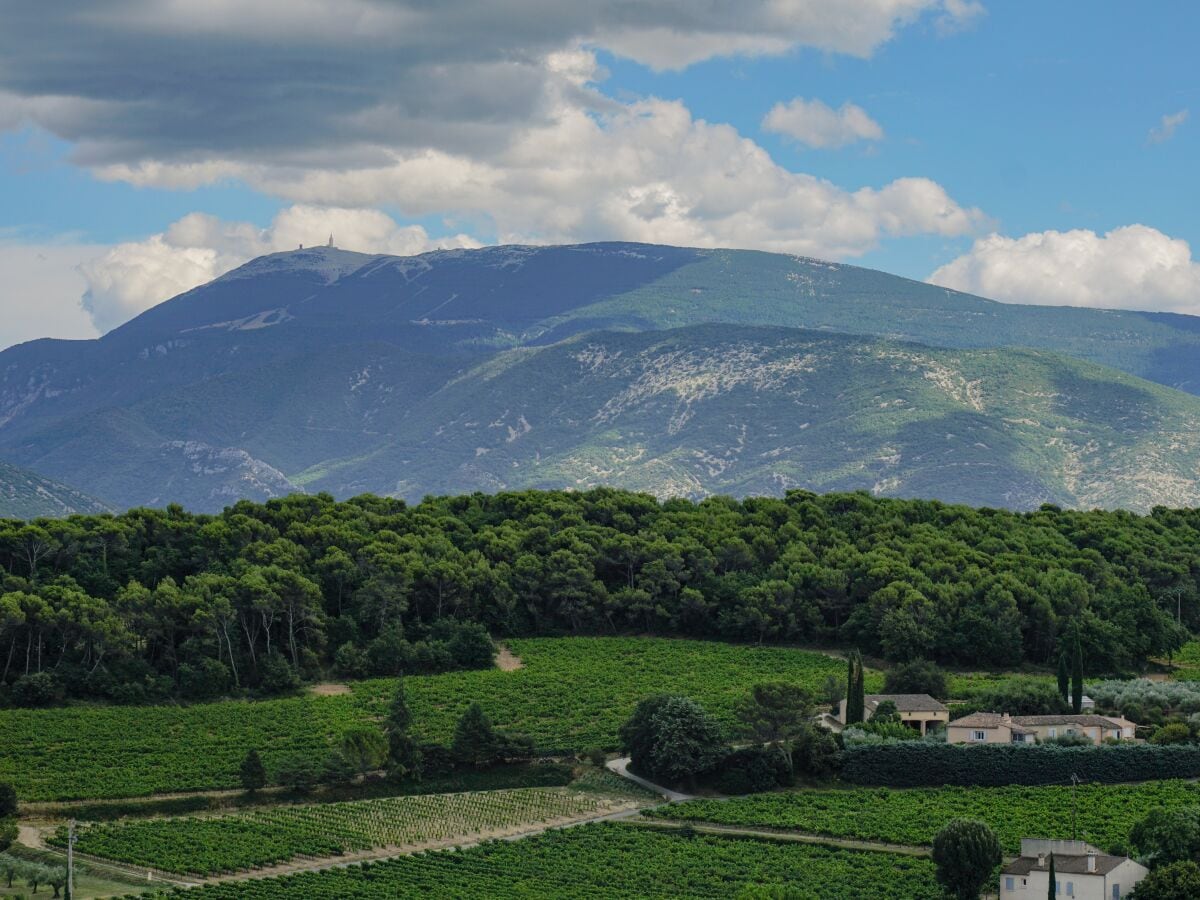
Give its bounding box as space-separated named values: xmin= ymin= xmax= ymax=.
xmin=1056 ymin=651 xmax=1070 ymax=704
xmin=1047 ymin=853 xmax=1056 ymax=900
xmin=1071 ymin=630 xmax=1084 ymax=715
xmin=452 ymin=702 xmax=501 ymax=768
xmin=239 ymin=749 xmax=267 ymax=793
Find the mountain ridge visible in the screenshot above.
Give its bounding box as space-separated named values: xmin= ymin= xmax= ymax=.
xmin=3 ymin=241 xmax=1199 ymax=513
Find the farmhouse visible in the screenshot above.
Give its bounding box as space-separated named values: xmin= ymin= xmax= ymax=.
xmin=947 ymin=712 xmax=1136 ymax=746
xmin=999 ymin=839 xmax=1147 ymax=899
xmin=836 ymin=694 xmax=949 ymax=735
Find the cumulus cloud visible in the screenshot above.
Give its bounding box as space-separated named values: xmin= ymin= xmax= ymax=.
xmin=929 ymin=225 xmax=1200 ymax=315
xmin=763 ymin=98 xmax=884 ymax=148
xmin=77 ymin=207 xmax=479 ymax=333
xmin=1147 ymin=109 xmax=1189 ymax=145
xmin=143 ymin=96 xmax=982 ymax=258
xmin=0 ymin=241 xmax=102 ymax=350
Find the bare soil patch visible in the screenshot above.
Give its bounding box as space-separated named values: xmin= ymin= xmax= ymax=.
xmin=496 ymin=645 xmax=524 ymax=671
xmin=310 ymin=682 xmax=352 ymax=696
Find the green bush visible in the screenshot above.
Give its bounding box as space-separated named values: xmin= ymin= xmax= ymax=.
xmin=705 ymin=746 xmax=791 ymax=795
xmin=841 ymin=742 xmax=1200 ymax=787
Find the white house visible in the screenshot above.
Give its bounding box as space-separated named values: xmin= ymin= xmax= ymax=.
xmin=1000 ymin=839 xmax=1148 ymax=899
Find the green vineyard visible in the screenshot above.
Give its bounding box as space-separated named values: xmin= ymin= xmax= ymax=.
xmin=56 ymin=787 xmax=637 ymax=876
xmin=0 ymin=637 xmax=867 ymax=801
xmin=127 ymin=823 xmax=940 ymax=899
xmin=648 ymin=780 xmax=1200 ymax=853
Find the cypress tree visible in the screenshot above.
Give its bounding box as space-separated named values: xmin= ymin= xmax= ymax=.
xmin=1071 ymin=630 xmax=1084 ymax=715
xmin=846 ymin=651 xmax=865 ymax=724
xmin=1047 ymin=853 xmax=1056 ymax=900
xmin=1056 ymin=651 xmax=1070 ymax=704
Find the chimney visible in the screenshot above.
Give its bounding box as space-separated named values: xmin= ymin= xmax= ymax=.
xmin=1087 ymin=850 xmax=1097 ymax=873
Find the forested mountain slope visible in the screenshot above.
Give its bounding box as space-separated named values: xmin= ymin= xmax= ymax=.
xmin=2 ymin=242 xmax=1199 ymax=511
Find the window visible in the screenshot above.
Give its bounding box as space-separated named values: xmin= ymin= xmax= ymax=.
xmin=1113 ymin=886 xmax=1121 ymax=899
xmin=1067 ymin=882 xmax=1074 ymax=897
xmin=1049 ymin=727 xmax=1057 ymax=737
xmin=973 ymin=730 xmax=987 ymax=741
xmin=1005 ymin=877 xmax=1014 ymax=891
xmin=1055 ymin=880 xmax=1061 ymax=895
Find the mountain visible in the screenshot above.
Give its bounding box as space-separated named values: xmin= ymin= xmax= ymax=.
xmin=1 ymin=242 xmax=1199 ymax=513
xmin=0 ymin=460 xmax=112 ymax=519
xmin=304 ymin=325 xmax=1200 ymax=511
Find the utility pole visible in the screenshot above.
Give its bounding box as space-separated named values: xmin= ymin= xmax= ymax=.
xmin=67 ymin=818 xmax=76 ymax=898
xmin=1070 ymin=774 xmax=1080 ymax=842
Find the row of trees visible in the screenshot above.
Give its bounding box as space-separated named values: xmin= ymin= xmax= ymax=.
xmin=2 ymin=488 xmax=1195 ymax=705
xmin=238 ymin=680 xmax=532 ymax=794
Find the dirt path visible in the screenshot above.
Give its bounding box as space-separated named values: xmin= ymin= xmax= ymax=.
xmin=631 ymin=818 xmax=932 ymax=857
xmin=495 ymin=644 xmax=524 ymax=671
xmin=604 ymin=757 xmax=695 ymax=803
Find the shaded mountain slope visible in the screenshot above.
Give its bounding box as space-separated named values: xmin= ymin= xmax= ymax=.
xmin=0 ymin=460 xmax=112 ymax=519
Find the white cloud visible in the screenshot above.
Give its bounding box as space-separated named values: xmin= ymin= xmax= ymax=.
xmin=0 ymin=241 xmax=102 ymax=350
xmin=763 ymin=97 xmax=884 ymax=148
xmin=76 ymin=207 xmax=479 ymax=333
xmin=1148 ymin=109 xmax=1189 ymax=145
xmin=929 ymin=225 xmax=1200 ymax=315
xmin=935 ymin=0 xmax=986 ymax=35
xmin=161 ymin=94 xmax=983 ymax=259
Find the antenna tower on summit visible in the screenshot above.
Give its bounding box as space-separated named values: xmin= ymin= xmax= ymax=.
xmin=327 ymin=233 xmax=334 ymax=248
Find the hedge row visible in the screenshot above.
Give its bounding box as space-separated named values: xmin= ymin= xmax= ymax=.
xmin=840 ymin=743 xmax=1200 ymax=787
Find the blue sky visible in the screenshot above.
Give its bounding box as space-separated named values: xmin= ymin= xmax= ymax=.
xmin=0 ymin=1 xmax=1197 ymax=348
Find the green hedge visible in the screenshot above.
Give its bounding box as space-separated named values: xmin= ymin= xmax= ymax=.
xmin=841 ymin=743 xmax=1200 ymax=787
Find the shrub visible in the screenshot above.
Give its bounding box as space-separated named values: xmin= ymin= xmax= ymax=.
xmin=333 ymin=642 xmax=369 ymax=679
xmin=883 ymin=659 xmax=947 ymax=699
xmin=257 ymin=653 xmax=300 ymax=694
xmin=178 ymin=658 xmax=232 ymax=700
xmin=1151 ymin=723 xmax=1194 ymax=746
xmin=706 ymin=745 xmax=791 ymax=794
xmin=11 ymin=672 xmax=64 ymax=708
xmin=790 ymin=725 xmax=842 ymax=780
xmin=1131 ymin=860 xmax=1200 ymax=899
xmin=964 ymin=677 xmax=1068 ymax=716
xmin=841 ymin=743 xmax=1200 ymax=788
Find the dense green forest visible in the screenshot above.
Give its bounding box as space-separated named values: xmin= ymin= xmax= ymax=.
xmin=0 ymin=489 xmax=1196 ymax=706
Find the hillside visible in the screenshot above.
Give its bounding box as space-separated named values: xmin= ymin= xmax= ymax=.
xmin=305 ymin=325 xmax=1200 ymax=511
xmin=0 ymin=459 xmax=111 ymax=518
xmin=2 ymin=242 xmax=1200 ymax=511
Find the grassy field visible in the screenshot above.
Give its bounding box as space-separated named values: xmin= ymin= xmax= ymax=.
xmin=130 ymin=822 xmax=940 ymax=899
xmin=0 ymin=637 xmax=873 ymax=802
xmin=648 ymin=780 xmax=1200 ymax=853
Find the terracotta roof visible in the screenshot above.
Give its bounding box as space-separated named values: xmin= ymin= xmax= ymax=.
xmin=948 ymin=712 xmax=1124 ymax=731
xmin=865 ymin=694 xmax=947 ymax=712
xmin=1009 ymin=714 xmax=1124 ymax=729
xmin=1003 ymin=854 xmax=1127 ymax=876
xmin=946 ymin=712 xmax=1033 ymax=733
